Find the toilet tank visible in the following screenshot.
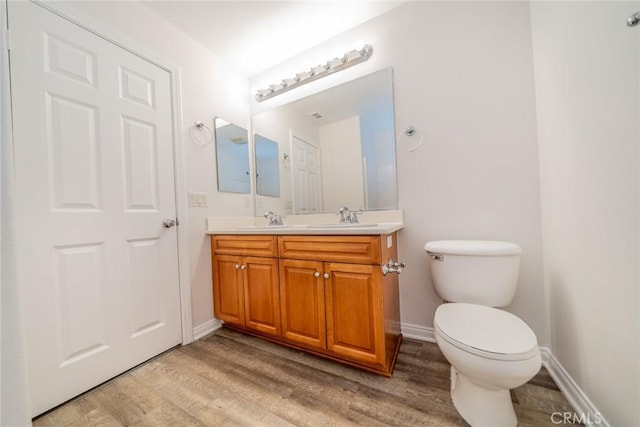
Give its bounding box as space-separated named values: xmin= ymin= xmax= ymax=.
xmin=424 ymin=240 xmax=522 ymax=307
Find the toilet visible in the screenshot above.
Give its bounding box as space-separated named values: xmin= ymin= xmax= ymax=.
xmin=424 ymin=240 xmax=541 ymax=427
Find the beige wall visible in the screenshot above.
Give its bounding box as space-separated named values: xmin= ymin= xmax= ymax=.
xmin=250 ymin=1 xmax=547 ymax=342
xmin=531 ymin=2 xmax=640 ymax=425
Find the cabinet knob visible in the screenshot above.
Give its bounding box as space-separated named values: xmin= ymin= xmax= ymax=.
xmin=314 ymin=272 xmax=320 ymax=278
xmin=240 ymin=265 xmax=246 ymax=270
xmin=235 ymin=264 xmax=240 ymax=269
xmin=323 ymin=273 xmax=330 ymax=279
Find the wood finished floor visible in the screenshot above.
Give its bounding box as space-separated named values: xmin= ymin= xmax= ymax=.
xmin=34 ymin=327 xmax=578 ymax=426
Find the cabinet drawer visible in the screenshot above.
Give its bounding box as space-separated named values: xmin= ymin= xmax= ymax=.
xmin=211 ymin=235 xmax=277 ymax=257
xmin=278 ymin=236 xmax=381 ymax=264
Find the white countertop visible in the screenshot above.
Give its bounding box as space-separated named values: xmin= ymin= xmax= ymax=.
xmin=206 ymin=222 xmax=403 ymax=236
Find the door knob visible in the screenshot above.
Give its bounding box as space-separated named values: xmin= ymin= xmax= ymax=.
xmin=163 ymin=218 xmax=178 ymax=228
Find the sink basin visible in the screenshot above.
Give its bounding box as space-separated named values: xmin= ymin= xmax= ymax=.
xmin=307 ymin=223 xmax=378 ymax=228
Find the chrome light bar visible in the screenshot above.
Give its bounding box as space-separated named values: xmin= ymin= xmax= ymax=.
xmin=254 ymin=44 xmax=373 ymax=102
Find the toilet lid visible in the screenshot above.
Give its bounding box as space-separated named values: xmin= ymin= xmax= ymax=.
xmin=434 ymin=303 xmax=538 ymax=361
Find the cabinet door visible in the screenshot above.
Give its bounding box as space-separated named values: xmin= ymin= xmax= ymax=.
xmin=243 ymin=256 xmax=281 ymax=337
xmin=212 ymin=254 xmax=245 ymax=326
xmin=279 ymin=259 xmax=326 ymax=350
xmin=325 ymin=262 xmax=385 ymax=366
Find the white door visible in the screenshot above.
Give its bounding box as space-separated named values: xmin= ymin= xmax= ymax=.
xmin=9 ymin=2 xmax=182 ymax=416
xmin=291 ymin=134 xmax=322 ymax=214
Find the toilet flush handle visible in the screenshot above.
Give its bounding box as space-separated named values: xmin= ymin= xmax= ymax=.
xmin=429 ymin=254 xmax=444 ymax=261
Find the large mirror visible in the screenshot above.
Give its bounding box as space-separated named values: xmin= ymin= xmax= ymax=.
xmin=252 ymin=67 xmax=397 ymax=215
xmin=214 ymin=117 xmax=250 ymax=194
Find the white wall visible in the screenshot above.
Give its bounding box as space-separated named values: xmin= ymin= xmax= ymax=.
xmin=531 ymin=2 xmax=640 ymax=426
xmin=319 ymin=116 xmax=365 ymax=211
xmin=250 ymin=1 xmax=547 ymax=343
xmin=56 ymin=1 xmax=251 ymax=328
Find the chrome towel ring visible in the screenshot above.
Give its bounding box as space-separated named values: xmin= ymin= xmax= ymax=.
xmin=190 ymin=120 xmax=213 ymax=146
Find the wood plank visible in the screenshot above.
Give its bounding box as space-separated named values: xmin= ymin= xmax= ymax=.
xmin=34 ymin=329 xmax=579 ymax=427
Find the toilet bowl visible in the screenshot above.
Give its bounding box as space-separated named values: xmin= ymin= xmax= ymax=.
xmin=425 ymin=240 xmax=541 ymax=426
xmin=434 ymin=303 xmax=541 ymax=427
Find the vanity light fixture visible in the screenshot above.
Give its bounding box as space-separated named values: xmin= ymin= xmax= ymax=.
xmin=254 ymin=44 xmax=373 ymax=102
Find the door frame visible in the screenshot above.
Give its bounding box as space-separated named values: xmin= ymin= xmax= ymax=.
xmin=15 ymin=0 xmax=194 ymax=344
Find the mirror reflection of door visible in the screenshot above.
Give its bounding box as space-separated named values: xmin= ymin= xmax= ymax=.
xmin=291 ymin=134 xmax=322 ymax=214
xmin=214 ymin=118 xmax=250 ymax=194
xmin=254 ymin=134 xmax=280 ymax=197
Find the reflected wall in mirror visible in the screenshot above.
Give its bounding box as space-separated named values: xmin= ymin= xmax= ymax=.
xmin=252 ymin=67 xmax=397 ymax=215
xmin=214 ymin=117 xmax=250 ymax=194
xmin=255 ymin=134 xmax=281 ymax=197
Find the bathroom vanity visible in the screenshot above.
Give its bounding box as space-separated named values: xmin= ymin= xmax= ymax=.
xmin=208 ymin=224 xmax=403 ymax=376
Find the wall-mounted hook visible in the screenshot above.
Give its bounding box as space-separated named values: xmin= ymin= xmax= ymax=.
xmin=397 ymin=125 xmax=423 ymax=152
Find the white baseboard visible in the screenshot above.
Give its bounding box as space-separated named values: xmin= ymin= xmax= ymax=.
xmin=192 ymin=318 xmax=223 ymax=341
xmin=539 ymin=347 xmax=608 ymax=427
xmin=401 ymin=322 xmax=436 ymax=342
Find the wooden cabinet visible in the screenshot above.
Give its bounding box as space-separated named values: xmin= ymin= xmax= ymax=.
xmin=212 ymin=254 xmax=245 ymax=325
xmin=211 ymin=236 xmax=280 ymax=337
xmin=324 ymin=262 xmax=384 ymax=366
xmin=279 ymin=259 xmax=326 ymax=350
xmin=211 ymin=232 xmax=402 ymax=376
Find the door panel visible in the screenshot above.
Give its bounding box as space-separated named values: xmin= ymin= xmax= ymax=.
xmin=10 ymin=1 xmax=181 ymax=415
xmin=325 ymin=263 xmax=385 ymax=366
xmin=122 ymin=117 xmax=159 ymax=211
xmin=54 ymin=243 xmax=109 ymax=366
xmin=212 ymin=255 xmax=245 ymax=326
xmin=291 ymin=135 xmax=321 ymax=214
xmin=244 ymin=257 xmax=281 ymax=336
xmin=279 ymin=259 xmax=326 ymax=349
xmin=47 ymin=94 xmax=102 ymax=210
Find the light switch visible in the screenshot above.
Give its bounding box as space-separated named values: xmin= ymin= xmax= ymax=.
xmin=188 ymin=191 xmax=208 ymax=207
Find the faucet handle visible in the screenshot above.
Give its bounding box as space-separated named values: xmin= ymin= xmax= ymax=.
xmin=337 ymin=206 xmax=350 ymax=223
xmin=264 ymin=211 xmax=285 ymax=225
xmin=349 ymin=209 xmax=363 ymax=223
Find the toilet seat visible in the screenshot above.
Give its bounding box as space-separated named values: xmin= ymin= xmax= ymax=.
xmin=434 ymin=303 xmax=539 ymax=361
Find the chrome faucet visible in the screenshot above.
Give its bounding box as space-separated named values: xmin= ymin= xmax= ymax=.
xmin=349 ymin=209 xmax=363 ymax=223
xmin=337 ymin=207 xmax=363 ymax=223
xmin=264 ymin=211 xmax=285 ymax=226
xmin=338 ymin=206 xmax=351 ymax=223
